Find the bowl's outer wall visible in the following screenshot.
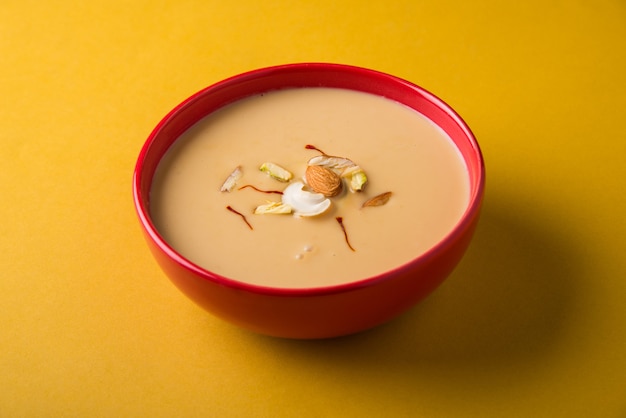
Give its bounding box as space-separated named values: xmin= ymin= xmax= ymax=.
xmin=134 ymin=63 xmax=485 ymax=338
xmin=142 ymin=205 xmax=481 ymax=339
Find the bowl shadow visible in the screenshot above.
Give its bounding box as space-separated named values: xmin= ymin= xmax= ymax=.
xmin=239 ymin=189 xmax=582 ymax=377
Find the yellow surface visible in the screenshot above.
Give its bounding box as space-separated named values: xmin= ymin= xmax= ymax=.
xmin=2 ymin=1 xmax=625 ymax=416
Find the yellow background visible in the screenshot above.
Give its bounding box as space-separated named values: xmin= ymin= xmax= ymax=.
xmin=2 ymin=1 xmax=625 ymax=416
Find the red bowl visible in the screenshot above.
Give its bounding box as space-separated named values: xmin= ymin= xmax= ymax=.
xmin=133 ymin=63 xmax=485 ymax=339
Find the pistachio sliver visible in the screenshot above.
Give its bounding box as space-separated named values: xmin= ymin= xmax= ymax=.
xmin=341 ymin=165 xmax=368 ymax=192
xmin=254 ymin=202 xmax=293 ymax=215
xmin=220 ymin=165 xmax=243 ymax=192
xmin=350 ymin=170 xmax=368 ymax=192
xmin=259 ymin=162 xmax=293 ymax=182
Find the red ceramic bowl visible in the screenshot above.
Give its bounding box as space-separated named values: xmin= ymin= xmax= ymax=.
xmin=133 ymin=63 xmax=485 ymax=339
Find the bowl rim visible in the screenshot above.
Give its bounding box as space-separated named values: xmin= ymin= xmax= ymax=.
xmin=133 ymin=62 xmax=485 ymax=297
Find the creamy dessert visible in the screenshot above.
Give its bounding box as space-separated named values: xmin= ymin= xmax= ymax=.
xmin=150 ymin=87 xmax=469 ymax=288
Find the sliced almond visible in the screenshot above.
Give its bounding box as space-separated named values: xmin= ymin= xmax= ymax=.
xmin=307 ymin=155 xmax=356 ymax=170
xmin=305 ymin=165 xmax=343 ymax=197
xmin=220 ymin=166 xmax=243 ymax=192
xmin=362 ymin=191 xmax=392 ymax=208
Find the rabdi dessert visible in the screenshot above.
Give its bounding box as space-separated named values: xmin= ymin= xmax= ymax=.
xmin=150 ymin=87 xmax=469 ymax=289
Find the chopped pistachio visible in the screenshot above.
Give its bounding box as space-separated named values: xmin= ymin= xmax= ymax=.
xmin=254 ymin=202 xmax=293 ymax=215
xmin=350 ymin=170 xmax=368 ymax=191
xmin=342 ymin=165 xmax=368 ymax=192
xmin=259 ymin=162 xmax=293 ymax=182
xmin=220 ymin=165 xmax=243 ymax=192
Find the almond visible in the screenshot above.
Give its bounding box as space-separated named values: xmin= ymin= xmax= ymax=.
xmin=362 ymin=191 xmax=392 ymax=208
xmin=305 ymin=165 xmax=343 ymax=197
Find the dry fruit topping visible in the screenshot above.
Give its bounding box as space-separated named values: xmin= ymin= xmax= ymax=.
xmin=221 ymin=144 xmax=392 ymax=250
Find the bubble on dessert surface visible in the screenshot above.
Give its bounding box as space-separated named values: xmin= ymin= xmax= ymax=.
xmin=303 ymin=245 xmax=314 ymax=252
xmin=295 ymin=253 xmax=304 ymax=260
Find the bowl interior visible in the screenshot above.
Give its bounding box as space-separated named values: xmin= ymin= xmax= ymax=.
xmin=133 ymin=63 xmax=484 ymax=292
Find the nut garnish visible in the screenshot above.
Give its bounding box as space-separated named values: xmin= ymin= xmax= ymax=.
xmin=341 ymin=165 xmax=368 ymax=192
xmin=220 ymin=165 xmax=243 ymax=192
xmin=308 ymin=154 xmax=368 ymax=192
xmin=307 ymin=155 xmax=356 ymax=170
xmin=259 ymin=162 xmax=293 ymax=182
xmin=254 ymin=201 xmax=292 ymax=214
xmin=362 ymin=191 xmax=392 ymax=208
xmin=305 ymin=165 xmax=343 ymax=197
xmin=221 ymin=145 xmax=390 ymax=253
xmin=281 ymin=181 xmax=331 ymax=217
